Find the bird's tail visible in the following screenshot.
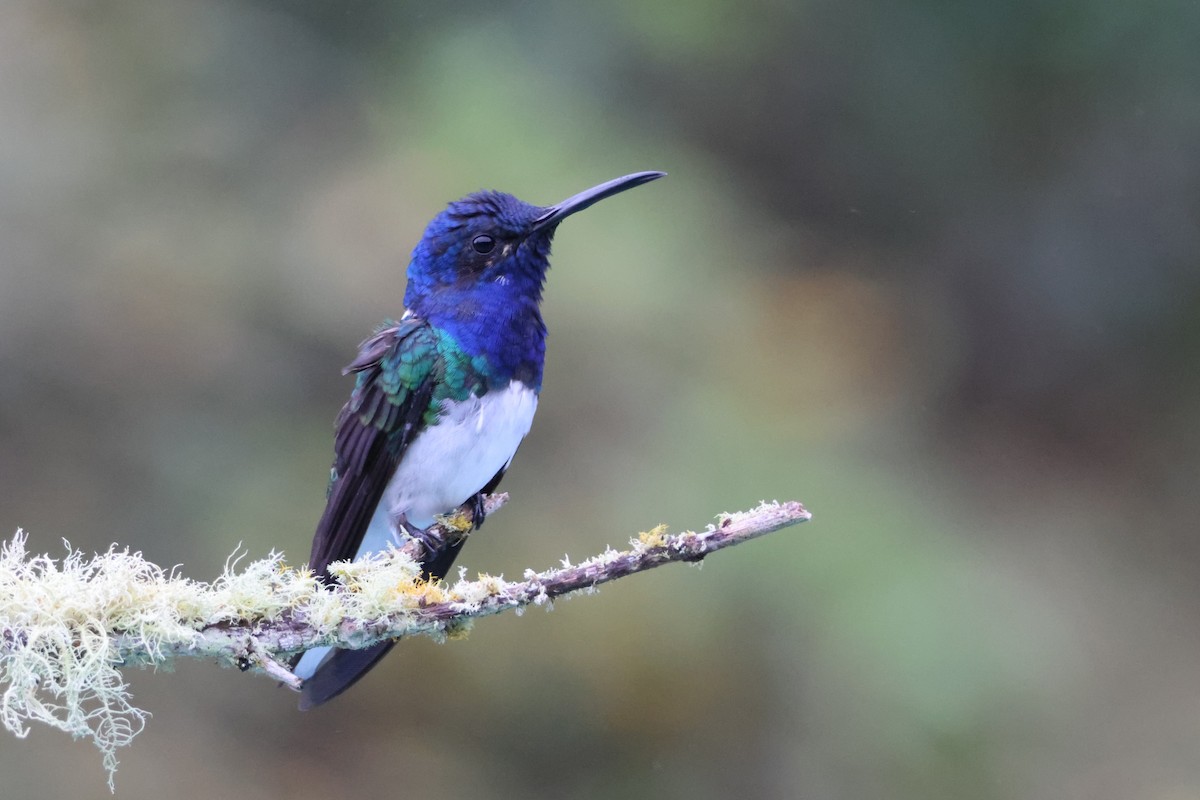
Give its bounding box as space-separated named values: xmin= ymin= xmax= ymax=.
xmin=297 ymin=641 xmax=396 ymax=710
xmin=296 ymin=536 xmax=467 ymax=709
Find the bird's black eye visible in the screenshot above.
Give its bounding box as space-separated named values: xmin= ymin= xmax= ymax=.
xmin=472 ymin=234 xmax=496 ymax=254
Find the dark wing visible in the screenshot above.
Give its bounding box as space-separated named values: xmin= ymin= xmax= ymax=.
xmin=307 ymin=317 xmax=439 ymax=580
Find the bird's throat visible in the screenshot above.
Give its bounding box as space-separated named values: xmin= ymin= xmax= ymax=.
xmin=423 ymin=291 xmax=547 ymax=391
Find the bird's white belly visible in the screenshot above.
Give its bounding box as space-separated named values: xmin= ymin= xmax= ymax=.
xmin=354 ymin=380 xmax=538 ymax=559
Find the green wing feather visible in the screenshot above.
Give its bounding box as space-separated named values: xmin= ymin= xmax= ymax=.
xmin=308 ymin=316 xmax=492 ymax=578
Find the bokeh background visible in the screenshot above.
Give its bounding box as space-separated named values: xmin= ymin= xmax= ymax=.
xmin=2 ymin=1 xmax=1199 ymax=797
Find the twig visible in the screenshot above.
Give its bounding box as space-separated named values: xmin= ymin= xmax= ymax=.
xmin=0 ymin=498 xmax=811 ymax=788
xmin=116 ymin=499 xmax=812 ymax=664
xmin=244 ymin=640 xmax=302 ymax=690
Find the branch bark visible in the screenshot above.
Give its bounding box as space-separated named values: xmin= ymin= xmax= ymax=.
xmin=0 ymin=498 xmax=811 ymax=788
xmin=126 ymin=499 xmax=811 ymax=677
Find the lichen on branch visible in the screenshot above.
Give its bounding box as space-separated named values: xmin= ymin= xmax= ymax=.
xmin=0 ymin=498 xmax=810 ymax=790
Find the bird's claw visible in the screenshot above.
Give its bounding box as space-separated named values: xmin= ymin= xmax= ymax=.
xmin=395 ymin=514 xmax=445 ymax=559
xmin=469 ymin=493 xmax=488 ymax=528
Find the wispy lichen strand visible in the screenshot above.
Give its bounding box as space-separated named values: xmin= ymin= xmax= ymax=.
xmin=0 ymin=499 xmax=810 ymax=789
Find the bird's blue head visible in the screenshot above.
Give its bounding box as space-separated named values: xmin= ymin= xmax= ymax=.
xmin=403 ymin=171 xmax=665 ymax=385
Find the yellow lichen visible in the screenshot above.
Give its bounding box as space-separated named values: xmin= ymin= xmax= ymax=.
xmin=636 ymin=524 xmax=670 ymax=549
xmin=434 ymin=508 xmax=475 ymax=535
xmin=406 ymin=577 xmax=450 ymax=606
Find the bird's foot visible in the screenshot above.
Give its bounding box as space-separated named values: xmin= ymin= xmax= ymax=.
xmin=394 ymin=514 xmax=444 ymax=560
xmin=395 ymin=513 xmax=473 ymax=561
xmin=468 ymin=492 xmax=488 ymax=529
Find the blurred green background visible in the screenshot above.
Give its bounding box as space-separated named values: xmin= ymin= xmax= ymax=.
xmin=3 ymin=1 xmax=1199 ymax=797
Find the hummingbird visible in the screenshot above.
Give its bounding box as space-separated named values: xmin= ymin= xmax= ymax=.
xmin=293 ymin=171 xmax=666 ymax=708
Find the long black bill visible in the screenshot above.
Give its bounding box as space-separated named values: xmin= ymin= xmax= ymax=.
xmin=533 ymin=171 xmax=666 ymax=231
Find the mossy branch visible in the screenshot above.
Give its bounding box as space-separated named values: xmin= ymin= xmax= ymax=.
xmin=0 ymin=498 xmax=811 ymax=789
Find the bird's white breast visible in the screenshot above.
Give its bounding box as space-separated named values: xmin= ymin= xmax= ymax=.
xmin=354 ymin=380 xmax=538 ymax=559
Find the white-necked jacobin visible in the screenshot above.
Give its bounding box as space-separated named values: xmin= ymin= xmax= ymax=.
xmin=293 ymin=171 xmax=666 ymax=708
